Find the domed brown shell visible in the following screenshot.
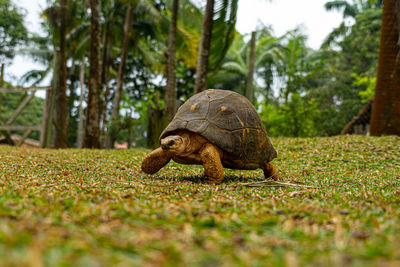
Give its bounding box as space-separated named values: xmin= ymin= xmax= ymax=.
xmin=160 ymin=89 xmax=277 ymax=169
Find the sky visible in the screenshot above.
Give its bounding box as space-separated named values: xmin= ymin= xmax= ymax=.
xmin=6 ymin=0 xmax=343 ymax=84
xmin=236 ymin=0 xmax=342 ymax=48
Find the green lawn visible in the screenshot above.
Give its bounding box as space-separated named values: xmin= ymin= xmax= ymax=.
xmin=0 ymin=135 xmax=399 ymax=266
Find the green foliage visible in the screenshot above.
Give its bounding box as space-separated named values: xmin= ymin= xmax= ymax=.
xmin=353 ymin=73 xmax=376 ymax=103
xmin=0 ymin=135 xmax=399 ymax=265
xmin=207 ymin=35 xmax=247 ymax=93
xmin=108 ymin=115 xmax=144 ymax=147
xmin=322 ymin=0 xmax=382 ymax=47
xmin=5 ymin=0 xmax=384 ymax=145
xmin=0 ymin=0 xmax=28 ymax=62
xmin=208 ymin=0 xmax=239 ymax=72
xmin=275 ymin=30 xmax=322 ymax=101
xmin=261 ymin=93 xmax=321 ymax=137
xmin=308 ymin=1 xmax=382 ymax=135
xmin=208 ymin=29 xmax=281 ymax=97
xmin=208 ymin=2 xmax=381 ymax=138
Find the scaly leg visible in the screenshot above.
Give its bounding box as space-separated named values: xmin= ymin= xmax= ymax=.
xmin=262 ymin=161 xmax=281 ymax=180
xmin=199 ymin=143 xmax=224 ymax=184
xmin=141 ymin=147 xmax=172 ymax=174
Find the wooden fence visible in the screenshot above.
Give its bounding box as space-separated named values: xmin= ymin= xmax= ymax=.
xmin=0 ymin=86 xmax=51 ymax=148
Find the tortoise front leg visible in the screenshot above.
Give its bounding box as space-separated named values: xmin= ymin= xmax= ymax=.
xmin=199 ymin=143 xmax=224 ymax=184
xmin=141 ymin=147 xmax=172 ymax=174
xmin=262 ymin=161 xmax=281 ymax=181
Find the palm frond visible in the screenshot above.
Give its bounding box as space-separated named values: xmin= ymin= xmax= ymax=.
xmin=321 ymin=22 xmax=348 ymax=48
xmin=325 ymin=0 xmax=359 ymax=18
xmin=136 ymin=40 xmax=163 ymax=73
xmin=75 ymin=35 xmax=90 ymax=59
xmin=137 ymin=0 xmax=162 ymax=20
xmin=221 ymin=61 xmax=247 ymax=75
xmin=66 ymin=22 xmax=90 ymax=42
xmin=208 ymin=0 xmax=239 ymax=72
xmin=18 ymin=65 xmax=52 ymax=86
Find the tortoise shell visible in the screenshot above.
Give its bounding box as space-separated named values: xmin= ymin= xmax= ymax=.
xmin=160 ymin=89 xmax=277 ymax=169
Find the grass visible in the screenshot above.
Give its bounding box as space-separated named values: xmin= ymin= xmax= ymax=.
xmin=0 ymin=135 xmax=399 ymax=266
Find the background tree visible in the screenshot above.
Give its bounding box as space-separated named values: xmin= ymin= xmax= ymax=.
xmin=77 ymin=59 xmax=85 ymax=148
xmin=370 ymin=0 xmax=400 ymax=135
xmin=193 ymin=0 xmax=214 ymax=94
xmin=108 ymin=2 xmax=133 ymax=148
xmin=164 ymin=0 xmax=179 ymax=122
xmin=311 ymin=0 xmax=382 ymax=135
xmin=208 ymin=29 xmax=281 ymax=99
xmin=1 ymin=0 xmax=390 ymax=147
xmin=193 ymin=0 xmax=238 ymax=94
xmin=322 ymin=0 xmax=382 ymax=47
xmin=0 ymin=0 xmax=27 ymax=63
xmin=53 ymin=0 xmax=69 ymax=148
xmin=245 ymin=31 xmax=256 ymax=103
xmin=0 ymin=0 xmax=27 ymax=144
xmin=84 ymin=0 xmax=101 ymax=148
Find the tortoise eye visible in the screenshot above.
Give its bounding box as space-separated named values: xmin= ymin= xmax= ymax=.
xmin=168 ymin=140 xmax=175 ymax=146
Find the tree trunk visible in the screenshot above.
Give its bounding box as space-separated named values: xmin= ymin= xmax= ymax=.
xmin=101 ymin=11 xmax=113 ymax=86
xmin=193 ymin=0 xmax=214 ymax=94
xmin=370 ymin=0 xmax=400 ymax=136
xmin=111 ymin=4 xmax=133 ymax=121
xmin=245 ymin=31 xmax=256 ymax=104
xmin=66 ymin=55 xmax=76 ymax=141
xmin=77 ymin=59 xmax=85 ymax=148
xmin=101 ymin=35 xmax=112 ymax=148
xmin=100 ymin=11 xmax=114 ymax=147
xmin=107 ymin=3 xmax=133 ymax=147
xmin=0 ymin=63 xmax=3 ymax=109
xmin=84 ymin=0 xmax=101 ymax=148
xmin=146 ymin=90 xmax=168 ymax=148
xmin=43 ymin=51 xmax=60 ymax=148
xmin=164 ymin=0 xmax=179 ymax=122
xmin=147 ymin=106 xmax=168 ymax=149
xmin=53 ymin=0 xmax=68 ymax=148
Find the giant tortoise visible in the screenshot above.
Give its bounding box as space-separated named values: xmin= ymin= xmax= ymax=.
xmin=141 ymin=89 xmax=280 ymax=184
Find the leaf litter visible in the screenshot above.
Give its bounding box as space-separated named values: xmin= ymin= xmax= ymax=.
xmin=0 ymin=135 xmax=399 ymax=266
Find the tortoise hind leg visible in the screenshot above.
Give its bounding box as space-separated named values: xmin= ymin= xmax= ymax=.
xmin=199 ymin=143 xmax=224 ymax=184
xmin=262 ymin=162 xmax=281 ymax=181
xmin=141 ymin=147 xmax=172 ymax=174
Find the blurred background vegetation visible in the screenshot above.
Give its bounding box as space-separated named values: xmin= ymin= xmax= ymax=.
xmin=0 ymin=0 xmax=395 ymax=148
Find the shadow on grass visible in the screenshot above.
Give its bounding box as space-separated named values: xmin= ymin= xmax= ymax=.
xmin=151 ymin=174 xmax=266 ymax=185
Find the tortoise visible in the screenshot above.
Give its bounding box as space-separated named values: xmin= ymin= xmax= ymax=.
xmin=141 ymin=89 xmax=280 ymax=184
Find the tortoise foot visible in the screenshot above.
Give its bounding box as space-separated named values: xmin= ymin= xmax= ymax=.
xmin=200 ymin=143 xmax=224 ymax=184
xmin=262 ymin=162 xmax=281 ymax=181
xmin=141 ymin=147 xmax=172 ymax=174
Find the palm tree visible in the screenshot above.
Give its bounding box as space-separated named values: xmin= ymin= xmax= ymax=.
xmin=77 ymin=58 xmax=85 ymax=148
xmin=193 ymin=0 xmax=214 ymax=94
xmin=84 ymin=0 xmax=101 ymax=148
xmin=193 ymin=0 xmax=239 ymax=94
xmin=164 ymin=0 xmax=179 ymax=122
xmin=37 ymin=0 xmax=73 ymax=148
xmin=53 ymin=0 xmax=68 ymax=148
xmin=110 ymin=3 xmax=133 ymax=128
xmin=245 ymin=31 xmax=256 ymax=103
xmin=275 ymin=30 xmax=315 ymax=103
xmin=208 ymin=30 xmax=281 ymax=98
xmin=370 ymin=0 xmax=400 ymax=135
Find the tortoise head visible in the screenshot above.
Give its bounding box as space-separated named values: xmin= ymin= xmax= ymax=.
xmin=161 ymin=135 xmax=186 ymax=153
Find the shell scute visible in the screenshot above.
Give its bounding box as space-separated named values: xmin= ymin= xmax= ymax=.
xmin=175 ymin=93 xmax=210 ymax=121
